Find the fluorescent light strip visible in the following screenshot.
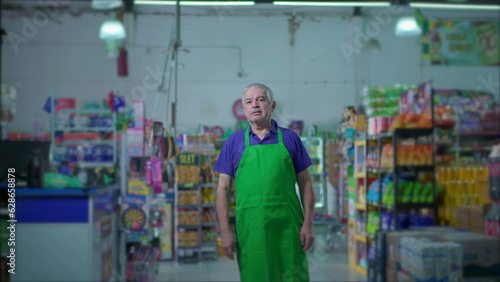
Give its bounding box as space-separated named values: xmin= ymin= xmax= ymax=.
xmin=273 ymin=1 xmax=391 ymax=7
xmin=410 ymin=2 xmax=500 ymax=10
xmin=134 ymin=1 xmax=255 ymax=5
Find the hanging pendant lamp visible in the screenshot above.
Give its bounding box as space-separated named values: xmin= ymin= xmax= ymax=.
xmin=99 ymin=19 xmax=126 ymax=40
xmin=395 ymin=16 xmax=422 ymax=36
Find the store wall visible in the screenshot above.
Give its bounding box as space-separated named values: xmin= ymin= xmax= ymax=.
xmin=1 ymin=8 xmax=499 ymax=134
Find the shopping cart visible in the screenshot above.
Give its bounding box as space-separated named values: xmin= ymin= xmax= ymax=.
xmin=310 ymin=214 xmax=346 ymax=253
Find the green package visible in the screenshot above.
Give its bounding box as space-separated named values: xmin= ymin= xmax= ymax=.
xmin=420 ymin=183 xmax=432 ymax=203
xmin=412 ymin=182 xmax=424 ymax=203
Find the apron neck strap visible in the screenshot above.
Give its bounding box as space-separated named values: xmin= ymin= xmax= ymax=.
xmin=245 ymin=126 xmax=283 ymax=146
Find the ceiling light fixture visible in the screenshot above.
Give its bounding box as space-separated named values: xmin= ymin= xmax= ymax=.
xmin=410 ymin=2 xmax=500 ymax=10
xmin=100 ymin=19 xmax=126 ymax=40
xmin=134 ymin=1 xmax=255 ymax=5
xmin=92 ymin=0 xmax=123 ymax=9
xmin=273 ymin=1 xmax=391 ymax=7
xmin=395 ymin=16 xmax=422 ymax=37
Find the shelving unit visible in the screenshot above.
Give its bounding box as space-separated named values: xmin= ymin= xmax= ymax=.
xmin=393 ymin=129 xmax=438 ymax=224
xmin=174 ymin=136 xmax=219 ymax=263
xmin=365 ymin=127 xmax=438 ymax=281
xmin=353 ymin=138 xmax=378 ymax=276
xmin=175 ymin=181 xmax=218 ymax=263
xmin=49 ymin=90 xmax=118 ymax=169
xmin=301 ymin=137 xmax=326 ymax=209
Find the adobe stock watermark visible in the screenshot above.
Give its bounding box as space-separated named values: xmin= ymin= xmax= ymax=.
xmin=282 ymin=235 xmax=339 ymax=281
xmin=475 ymin=73 xmax=500 ymax=95
xmin=340 ymin=5 xmax=404 ymax=63
xmin=7 ymin=0 xmax=67 ymax=54
xmin=274 ymin=105 xmax=298 ymax=129
xmin=125 ymin=64 xmax=167 ymax=107
xmin=213 ymin=4 xmax=235 ymax=21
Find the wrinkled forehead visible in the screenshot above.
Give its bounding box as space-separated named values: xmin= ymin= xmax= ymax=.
xmin=243 ymin=87 xmax=269 ymax=100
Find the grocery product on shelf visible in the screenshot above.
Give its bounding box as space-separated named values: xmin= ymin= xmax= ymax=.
xmin=434 ymin=89 xmax=500 ymax=133
xmin=174 ymin=134 xmax=218 ymax=262
xmin=362 ymin=84 xmax=417 ymax=136
xmin=489 ymin=144 xmax=500 ymax=200
xmin=362 ymin=85 xmax=413 ymax=118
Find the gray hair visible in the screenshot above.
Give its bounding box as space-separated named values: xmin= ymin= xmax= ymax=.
xmin=242 ymin=83 xmax=274 ymax=103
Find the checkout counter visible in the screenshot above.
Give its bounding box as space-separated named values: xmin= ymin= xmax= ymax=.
xmin=1 ymin=184 xmax=120 ymax=282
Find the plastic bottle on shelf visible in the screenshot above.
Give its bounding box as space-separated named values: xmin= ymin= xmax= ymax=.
xmin=485 ymin=202 xmax=500 ymax=237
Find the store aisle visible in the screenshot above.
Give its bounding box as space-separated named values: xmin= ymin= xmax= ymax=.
xmin=157 ymin=233 xmax=366 ymax=282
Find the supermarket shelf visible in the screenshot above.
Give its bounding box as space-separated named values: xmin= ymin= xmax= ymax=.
xmin=395 ymin=165 xmax=434 ymax=173
xmin=355 ymin=202 xmax=366 ymax=210
xmin=59 ymin=140 xmax=115 ymax=145
xmin=177 ymin=225 xmax=201 ymax=229
xmin=55 ymin=127 xmax=114 ymax=132
xmin=177 ymin=246 xmax=201 ymax=249
xmin=394 ymin=128 xmax=433 ymax=137
xmin=201 ymin=222 xmax=216 ymax=227
xmin=367 ymin=167 xmax=392 ymax=174
xmin=450 ymin=146 xmax=492 ymax=152
xmin=396 ymin=203 xmax=436 ymax=209
xmin=355 ymin=234 xmax=367 ymax=243
xmin=177 ymin=204 xmax=201 ymax=208
xmin=201 ymin=203 xmax=216 ymax=208
xmin=310 ymin=172 xmax=323 ymax=176
xmin=356 ymin=265 xmax=368 ymax=276
xmin=372 ymin=131 xmax=392 ymax=140
xmin=202 ymin=241 xmax=217 ymax=247
xmin=459 ymin=131 xmax=500 ymax=137
xmin=0 ymin=208 xmax=7 ymax=216
xmin=176 ymin=183 xmax=199 ymax=188
xmin=177 ymin=183 xmax=216 ymax=189
xmin=368 ymin=201 xmax=394 ymax=210
xmin=60 ymin=108 xmax=111 ymax=114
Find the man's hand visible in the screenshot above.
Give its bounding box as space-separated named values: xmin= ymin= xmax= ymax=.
xmin=221 ymin=231 xmax=237 ymax=260
xmin=300 ymin=223 xmax=314 ymax=251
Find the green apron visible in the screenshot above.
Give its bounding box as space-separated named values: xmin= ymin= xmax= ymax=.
xmin=235 ymin=128 xmax=309 ymax=282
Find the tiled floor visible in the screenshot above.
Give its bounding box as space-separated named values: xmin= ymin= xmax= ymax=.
xmin=157 ymin=229 xmax=366 ymax=282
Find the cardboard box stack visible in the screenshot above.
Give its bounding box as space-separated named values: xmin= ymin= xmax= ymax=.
xmin=385 ymin=227 xmax=500 ymax=281
xmin=326 ymin=142 xmax=343 ymax=187
xmin=454 ymin=204 xmax=492 ymax=234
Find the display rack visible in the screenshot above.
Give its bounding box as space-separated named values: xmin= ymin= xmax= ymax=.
xmin=392 ymin=128 xmax=438 ymax=225
xmin=174 ymin=135 xmax=218 ymax=263
xmin=49 ymin=89 xmax=118 ymax=169
xmin=353 ymin=139 xmax=371 ymax=276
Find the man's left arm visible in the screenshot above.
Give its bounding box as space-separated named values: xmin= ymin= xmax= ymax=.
xmin=297 ymin=169 xmax=315 ymax=251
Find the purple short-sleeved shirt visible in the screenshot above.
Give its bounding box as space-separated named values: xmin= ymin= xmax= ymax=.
xmin=214 ymin=120 xmax=312 ymax=178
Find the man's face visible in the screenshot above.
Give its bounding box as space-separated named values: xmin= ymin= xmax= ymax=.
xmin=243 ymin=87 xmax=276 ymax=124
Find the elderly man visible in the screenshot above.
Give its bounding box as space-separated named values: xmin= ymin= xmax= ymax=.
xmin=215 ymin=83 xmax=315 ymax=282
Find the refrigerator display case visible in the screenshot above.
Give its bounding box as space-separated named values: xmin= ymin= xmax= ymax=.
xmin=301 ymin=137 xmax=326 ymax=209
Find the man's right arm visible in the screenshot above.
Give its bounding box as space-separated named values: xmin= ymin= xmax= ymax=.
xmin=216 ymin=173 xmax=236 ymax=260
